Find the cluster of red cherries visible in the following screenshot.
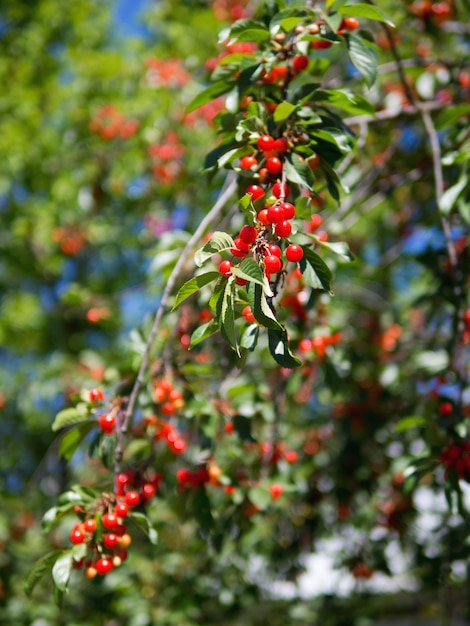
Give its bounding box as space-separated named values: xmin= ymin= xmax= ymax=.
xmin=440 ymin=441 xmax=470 ymax=481
xmin=69 ymin=501 xmax=133 ymax=578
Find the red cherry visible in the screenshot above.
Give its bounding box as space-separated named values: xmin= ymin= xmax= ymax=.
xmin=439 ymin=402 xmax=453 ymax=417
xmin=257 ymin=209 xmax=270 ymax=225
xmin=266 ymin=157 xmax=282 ymax=175
xmin=285 ymin=244 xmax=304 ymax=262
xmin=264 ymin=255 xmax=282 ymax=274
xmin=161 ymin=401 xmax=176 ymax=415
xmin=89 ymin=388 xmax=104 ymax=403
xmin=224 ymin=421 xmax=235 ymax=434
xmin=272 ymin=182 xmax=289 ymax=199
xmin=234 ymin=238 xmax=250 ymax=253
xmin=299 ymin=338 xmax=313 ymax=352
xmin=312 ymin=39 xmax=332 ymax=49
xmin=242 ymin=305 xmax=255 ymax=323
xmin=142 ymin=483 xmax=156 ymax=500
xmin=280 ymin=202 xmax=295 ymax=219
xmin=246 ymin=184 xmax=265 ymax=202
xmin=239 ymin=225 xmax=258 ymax=244
xmin=309 ymin=214 xmax=323 ymax=232
xmin=102 ymin=513 xmax=119 ymax=530
xmin=114 ymin=502 xmax=129 ymax=518
xmin=168 ymin=438 xmax=187 ymax=454
xmin=257 ymin=135 xmax=275 ymax=151
xmin=270 ymin=484 xmax=284 ymax=500
xmin=83 ymin=518 xmax=97 ymax=533
xmin=125 ymin=491 xmax=141 ymax=508
xmin=219 ymin=260 xmax=233 ymax=277
xmin=265 ymin=244 xmax=282 ymax=258
xmin=95 ymin=557 xmax=113 ymax=575
xmin=317 ymin=231 xmax=328 ymax=242
xmin=116 ymin=471 xmax=135 ymax=487
xmin=98 ymin=413 xmax=116 ymax=434
xmin=267 ymin=205 xmax=285 ymax=224
xmin=69 ymin=528 xmax=86 ymax=545
xmin=275 ymin=220 xmax=292 ymax=238
xmin=340 ymin=17 xmax=359 ymax=31
xmin=240 ymin=155 xmax=258 ymax=170
xmin=292 ymin=55 xmax=309 ymax=71
xmin=274 ymin=137 xmax=289 ymax=153
xmin=104 ymin=533 xmax=119 ymax=549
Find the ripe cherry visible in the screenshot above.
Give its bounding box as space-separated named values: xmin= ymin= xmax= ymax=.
xmin=89 ymin=388 xmax=104 ymax=403
xmin=224 ymin=421 xmax=235 ymax=434
xmin=285 ymin=244 xmax=304 ymax=262
xmin=340 ymin=17 xmax=359 ymax=31
xmin=246 ymin=184 xmax=265 ymax=202
xmin=240 ymin=155 xmax=258 ymax=170
xmin=102 ymin=513 xmax=119 ymax=530
xmin=69 ymin=528 xmax=86 ymax=545
xmin=256 ymin=209 xmax=270 ymax=225
xmin=267 ymin=205 xmax=285 ymax=224
xmin=312 ymin=39 xmax=332 ymax=49
xmin=272 ymin=182 xmax=290 ymax=199
xmin=309 ymin=214 xmax=323 ymax=232
xmin=292 ymin=55 xmax=309 ymax=71
xmin=257 ymin=135 xmax=275 ymax=152
xmin=265 ymin=244 xmax=282 ymax=258
xmin=95 ymin=557 xmax=113 ymax=575
xmin=242 ymin=305 xmax=255 ymax=323
xmin=142 ymin=483 xmax=156 ymax=500
xmin=98 ymin=413 xmax=116 ymax=434
xmin=83 ymin=518 xmax=97 ymax=533
xmin=275 ymin=220 xmax=292 ymax=238
xmin=114 ymin=502 xmax=129 ymax=518
xmin=439 ymin=402 xmax=453 ymax=417
xmin=308 ymin=153 xmax=321 ymax=169
xmin=125 ymin=491 xmax=141 ymax=508
xmin=270 ymin=484 xmax=284 ymax=500
xmin=264 ymin=255 xmax=282 ymax=274
xmin=239 ymin=225 xmax=258 ymax=244
xmin=219 ymin=260 xmax=233 ymax=277
xmin=280 ymin=202 xmax=295 ymax=219
xmin=103 ymin=533 xmax=119 ymax=549
xmin=266 ymin=157 xmax=282 ymax=175
xmin=168 ymin=438 xmax=186 ymax=454
xmin=274 ymin=137 xmax=289 ymax=153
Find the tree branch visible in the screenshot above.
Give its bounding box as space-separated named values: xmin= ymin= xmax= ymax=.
xmin=122 ymin=172 xmax=238 ymax=433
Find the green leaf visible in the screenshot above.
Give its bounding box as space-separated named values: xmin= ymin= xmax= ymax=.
xmin=41 ymin=505 xmax=73 ymax=531
xmin=52 ymin=407 xmax=88 ymax=432
xmin=59 ymin=420 xmax=96 ymax=461
xmin=268 ymin=329 xmax=302 ymax=368
xmin=436 ymin=105 xmax=470 ymax=130
xmin=312 ymin=89 xmax=375 ymax=115
xmin=284 ymin=155 xmax=315 ymax=190
xmin=52 ymin=551 xmax=73 ymax=592
xmin=130 ymin=511 xmax=159 ymax=544
xmin=194 ymin=232 xmax=236 ymax=267
xmin=190 ymin=319 xmax=220 ymax=348
xmin=216 ymin=278 xmax=239 ymax=354
xmin=295 ymin=196 xmax=314 ymax=220
xmin=231 ymin=257 xmax=272 ymax=294
xmin=24 ymin=551 xmax=63 ymax=597
xmin=172 ymin=272 xmax=220 ymax=310
xmin=299 ymin=248 xmax=333 ymax=293
xmin=313 ymin=238 xmax=355 ymax=261
xmin=346 ymin=34 xmax=378 ymax=87
xmin=248 ymin=486 xmax=271 ymax=511
xmin=247 ymin=283 xmax=282 ymax=330
xmin=240 ymin=323 xmax=259 ymax=350
xmin=274 ymin=102 xmax=297 ymax=124
xmin=339 ymin=4 xmax=394 ymax=26
xmin=395 ymin=416 xmax=426 ymax=433
xmin=186 ymin=80 xmax=234 ymax=114
xmin=232 ymin=414 xmax=256 ymax=441
xmin=439 ymin=178 xmax=467 ymax=216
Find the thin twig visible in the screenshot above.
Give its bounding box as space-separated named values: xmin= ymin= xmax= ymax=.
xmin=122 ymin=172 xmax=238 ymax=433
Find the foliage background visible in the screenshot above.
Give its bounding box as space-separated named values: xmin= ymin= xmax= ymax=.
xmin=0 ymin=0 xmax=469 ymax=624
